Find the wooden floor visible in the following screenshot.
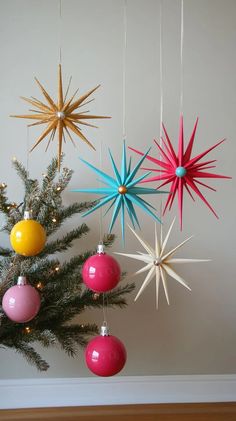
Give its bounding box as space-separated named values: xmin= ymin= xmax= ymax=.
xmin=0 ymin=403 xmax=236 ymax=421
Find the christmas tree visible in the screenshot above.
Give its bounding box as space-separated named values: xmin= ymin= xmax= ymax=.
xmin=0 ymin=155 xmax=134 ymax=371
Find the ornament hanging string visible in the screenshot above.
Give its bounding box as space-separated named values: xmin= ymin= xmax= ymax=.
xmin=159 ymin=0 xmax=163 ymax=148
xmin=159 ymin=0 xmax=164 ymax=227
xmin=122 ymin=0 xmax=127 ymax=140
xmin=98 ymin=140 xmax=103 ymax=244
xmin=85 ymin=0 xmax=129 ymax=324
xmin=180 ymin=0 xmax=184 ymax=115
xmin=26 ymin=126 xmax=30 ymax=178
xmin=102 ymin=293 xmax=109 ymax=327
xmin=58 ymin=0 xmax=62 ymax=64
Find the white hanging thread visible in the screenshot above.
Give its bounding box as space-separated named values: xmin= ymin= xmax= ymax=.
xmin=159 ymin=0 xmax=163 ymax=152
xmin=102 ymin=293 xmax=109 ymax=327
xmin=98 ymin=140 xmax=103 ymax=243
xmin=180 ymin=0 xmax=184 ymax=115
xmin=122 ymin=0 xmax=127 ymax=140
xmin=159 ymin=0 xmax=164 ymax=220
xmin=58 ymin=0 xmax=62 ymax=64
xmin=26 ymin=126 xmax=30 ymax=178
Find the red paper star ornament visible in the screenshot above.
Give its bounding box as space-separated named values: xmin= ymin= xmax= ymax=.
xmin=129 ymin=115 xmax=231 ymax=229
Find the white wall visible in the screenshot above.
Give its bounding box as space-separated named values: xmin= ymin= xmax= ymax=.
xmin=0 ymin=0 xmax=235 ymax=379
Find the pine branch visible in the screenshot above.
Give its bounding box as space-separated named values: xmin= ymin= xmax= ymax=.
xmin=0 ymin=156 xmax=133 ymax=372
xmin=0 ymin=184 xmax=14 ymax=217
xmin=102 ymin=233 xmax=115 ymax=248
xmin=40 ymin=224 xmax=90 ymax=256
xmin=54 ymin=324 xmax=98 ymax=354
xmin=11 ymin=159 xmax=28 ymax=184
xmin=44 ymin=201 xmax=97 ymax=237
xmin=10 ymin=342 xmax=49 ymax=371
xmin=81 ymin=283 xmax=135 ymax=309
xmin=42 ymin=156 xmax=61 ymax=187
xmin=0 ymin=247 xmax=13 ymax=257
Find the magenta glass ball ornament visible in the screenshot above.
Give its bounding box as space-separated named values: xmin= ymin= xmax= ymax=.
xmin=85 ymin=326 xmax=127 ymax=377
xmin=82 ymin=244 xmax=121 ymax=293
xmin=2 ymin=276 xmax=41 ymax=323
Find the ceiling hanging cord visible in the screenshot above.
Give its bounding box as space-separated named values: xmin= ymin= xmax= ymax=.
xmin=122 ymin=0 xmax=127 ymax=141
xmin=26 ymin=126 xmax=30 ymax=178
xmin=180 ymin=0 xmax=184 ymax=116
xmin=156 ymin=0 xmax=164 ymax=308
xmin=101 ymin=0 xmax=128 ymax=327
xmin=159 ymin=0 xmax=164 ymax=249
xmin=98 ymin=140 xmax=104 ymax=245
xmin=58 ymin=0 xmax=62 ymax=64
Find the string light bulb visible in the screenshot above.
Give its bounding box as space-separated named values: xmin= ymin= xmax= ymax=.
xmin=36 ymin=282 xmax=44 ymax=290
xmin=24 ymin=326 xmax=32 ymax=334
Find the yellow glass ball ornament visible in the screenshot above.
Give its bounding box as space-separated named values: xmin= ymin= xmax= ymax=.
xmin=10 ymin=211 xmax=46 ymax=256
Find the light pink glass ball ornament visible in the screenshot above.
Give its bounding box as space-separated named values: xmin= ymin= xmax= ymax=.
xmin=82 ymin=244 xmax=121 ymax=293
xmin=2 ymin=276 xmax=41 ymax=323
xmin=85 ymin=324 xmax=127 ymax=377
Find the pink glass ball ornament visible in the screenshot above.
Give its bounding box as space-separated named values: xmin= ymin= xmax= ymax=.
xmin=2 ymin=276 xmax=41 ymax=323
xmin=85 ymin=324 xmax=127 ymax=377
xmin=82 ymin=244 xmax=121 ymax=293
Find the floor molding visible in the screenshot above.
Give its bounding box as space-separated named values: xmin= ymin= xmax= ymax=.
xmin=0 ymin=403 xmax=236 ymax=421
xmin=0 ymin=375 xmax=235 ymax=409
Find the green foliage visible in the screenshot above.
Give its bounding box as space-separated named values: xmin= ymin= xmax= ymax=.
xmin=0 ymin=156 xmax=134 ymax=371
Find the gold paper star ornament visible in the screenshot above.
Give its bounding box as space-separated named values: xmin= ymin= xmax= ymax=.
xmin=11 ymin=64 xmax=110 ymax=169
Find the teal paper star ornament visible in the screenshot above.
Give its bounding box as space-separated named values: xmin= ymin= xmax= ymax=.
xmin=72 ymin=142 xmax=168 ymax=241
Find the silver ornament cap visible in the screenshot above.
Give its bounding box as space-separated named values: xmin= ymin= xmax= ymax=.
xmin=97 ymin=243 xmax=105 ymax=255
xmin=24 ymin=210 xmax=33 ymax=220
xmin=100 ymin=324 xmax=109 ymax=336
xmin=17 ymin=276 xmax=27 ymax=286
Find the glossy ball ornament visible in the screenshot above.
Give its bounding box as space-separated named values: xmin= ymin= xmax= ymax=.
xmin=85 ymin=325 xmax=127 ymax=377
xmin=82 ymin=244 xmax=121 ymax=292
xmin=2 ymin=276 xmax=41 ymax=323
xmin=10 ymin=211 xmax=46 ymax=256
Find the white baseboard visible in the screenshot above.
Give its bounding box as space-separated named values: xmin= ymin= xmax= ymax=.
xmin=0 ymin=375 xmax=236 ymax=409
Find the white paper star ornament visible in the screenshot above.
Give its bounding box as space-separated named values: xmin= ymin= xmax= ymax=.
xmin=115 ymin=219 xmax=210 ymax=308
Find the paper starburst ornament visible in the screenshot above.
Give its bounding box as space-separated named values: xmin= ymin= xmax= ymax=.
xmin=11 ymin=64 xmax=109 ymax=169
xmin=129 ymin=115 xmax=231 ymax=229
xmin=72 ymin=142 xmax=168 ymax=241
xmin=116 ymin=220 xmax=209 ymax=308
